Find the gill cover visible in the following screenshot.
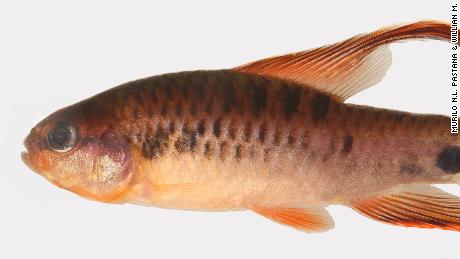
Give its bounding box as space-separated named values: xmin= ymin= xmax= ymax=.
xmin=69 ymin=129 xmax=133 ymax=202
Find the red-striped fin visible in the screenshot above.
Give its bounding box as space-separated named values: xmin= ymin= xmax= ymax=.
xmin=350 ymin=185 xmax=460 ymax=231
xmin=251 ymin=206 xmax=334 ymax=233
xmin=234 ymin=21 xmax=455 ymax=101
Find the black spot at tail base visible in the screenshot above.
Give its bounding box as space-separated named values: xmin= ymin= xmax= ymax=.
xmin=436 ymin=146 xmax=460 ymax=174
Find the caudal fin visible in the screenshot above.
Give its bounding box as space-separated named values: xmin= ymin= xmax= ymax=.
xmin=234 ymin=20 xmax=457 ymax=101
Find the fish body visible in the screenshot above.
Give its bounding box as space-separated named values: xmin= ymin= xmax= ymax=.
xmin=22 ymin=21 xmax=460 ymax=232
xmin=77 ymin=70 xmax=451 ymax=210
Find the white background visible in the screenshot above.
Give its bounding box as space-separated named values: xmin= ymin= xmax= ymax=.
xmin=1 ymin=1 xmax=459 ymax=258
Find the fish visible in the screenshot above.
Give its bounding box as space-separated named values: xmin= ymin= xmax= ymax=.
xmin=22 ymin=20 xmax=460 ymax=233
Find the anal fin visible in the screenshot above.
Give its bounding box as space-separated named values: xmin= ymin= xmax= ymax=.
xmin=251 ymin=206 xmax=334 ymax=233
xmin=350 ymin=185 xmax=460 ymax=231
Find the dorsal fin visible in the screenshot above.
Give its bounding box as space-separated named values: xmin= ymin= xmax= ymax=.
xmin=234 ymin=20 xmax=454 ymax=101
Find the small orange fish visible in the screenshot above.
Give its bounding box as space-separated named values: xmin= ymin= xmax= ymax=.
xmin=22 ymin=21 xmax=460 ymax=233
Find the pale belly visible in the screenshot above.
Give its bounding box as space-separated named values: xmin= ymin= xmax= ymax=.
xmin=124 ymin=137 xmax=426 ymax=210
xmin=126 ymin=152 xmax=322 ymax=210
xmin=125 ymin=131 xmax=448 ymax=211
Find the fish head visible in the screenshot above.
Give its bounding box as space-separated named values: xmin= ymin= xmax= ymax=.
xmin=22 ymin=101 xmax=134 ymax=203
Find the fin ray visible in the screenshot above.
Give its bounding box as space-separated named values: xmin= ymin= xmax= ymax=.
xmin=350 ymin=185 xmax=460 ymax=231
xmin=251 ymin=206 xmax=334 ymax=233
xmin=234 ymin=20 xmax=454 ymax=101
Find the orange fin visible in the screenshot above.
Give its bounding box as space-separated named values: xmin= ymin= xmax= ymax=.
xmin=350 ymin=185 xmax=460 ymax=231
xmin=234 ymin=20 xmax=454 ymax=101
xmin=251 ymin=206 xmax=334 ymax=233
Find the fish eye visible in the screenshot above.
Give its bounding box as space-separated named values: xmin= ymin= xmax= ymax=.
xmin=47 ymin=122 xmax=79 ymax=152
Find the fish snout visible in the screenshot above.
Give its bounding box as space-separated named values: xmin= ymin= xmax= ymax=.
xmin=21 ymin=128 xmax=43 ymax=172
xmin=23 ymin=131 xmax=33 ymax=151
xmin=22 ymin=127 xmax=40 ymax=152
xmin=21 ymin=150 xmax=31 ymax=168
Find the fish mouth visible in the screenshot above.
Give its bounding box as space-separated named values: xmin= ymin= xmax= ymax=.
xmin=22 ymin=134 xmax=36 ymax=171
xmin=21 ymin=151 xmax=43 ymax=176
xmin=21 ymin=135 xmax=38 ymax=171
xmin=22 ymin=135 xmax=30 ymax=165
xmin=21 ymin=151 xmax=32 ymax=169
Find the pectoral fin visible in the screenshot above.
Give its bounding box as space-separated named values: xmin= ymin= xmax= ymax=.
xmin=350 ymin=185 xmax=460 ymax=231
xmin=251 ymin=206 xmax=334 ymax=233
xmin=234 ymin=21 xmax=453 ymax=101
